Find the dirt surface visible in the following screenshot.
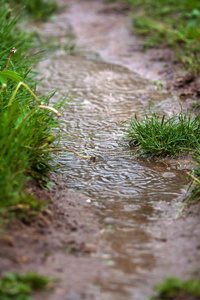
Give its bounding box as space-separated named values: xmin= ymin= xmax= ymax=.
xmin=61 ymin=0 xmax=200 ymax=105
xmin=60 ymin=0 xmax=173 ymax=81
xmin=0 ymin=1 xmax=200 ymax=300
xmin=0 ymin=181 xmax=200 ymax=299
xmin=0 ymin=179 xmax=105 ymax=300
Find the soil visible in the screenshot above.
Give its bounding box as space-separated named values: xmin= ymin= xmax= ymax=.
xmin=95 ymin=1 xmax=200 ymax=103
xmin=0 ymin=1 xmax=200 ymax=300
xmin=0 ymin=178 xmax=105 ymax=300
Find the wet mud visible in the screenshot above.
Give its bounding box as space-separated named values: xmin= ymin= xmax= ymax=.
xmin=0 ymin=180 xmax=105 ymax=300
xmin=0 ymin=1 xmax=200 ymax=300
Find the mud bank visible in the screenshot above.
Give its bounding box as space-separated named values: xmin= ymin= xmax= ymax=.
xmin=0 ymin=182 xmax=200 ymax=300
xmin=0 ymin=180 xmax=104 ymax=300
xmin=0 ymin=1 xmax=200 ymax=300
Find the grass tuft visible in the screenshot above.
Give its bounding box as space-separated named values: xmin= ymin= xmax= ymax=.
xmin=126 ymin=111 xmax=200 ymax=156
xmin=149 ymin=277 xmax=200 ymax=300
xmin=0 ymin=272 xmax=50 ymax=299
xmin=187 ymin=150 xmax=200 ymax=204
xmin=6 ymin=0 xmax=59 ymax=21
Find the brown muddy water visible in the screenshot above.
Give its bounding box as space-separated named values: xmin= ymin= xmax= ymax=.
xmin=36 ymin=2 xmax=189 ymax=299
xmin=37 ymin=53 xmax=188 ymax=300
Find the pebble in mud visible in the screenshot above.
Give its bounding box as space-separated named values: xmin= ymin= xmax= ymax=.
xmin=162 ymin=172 xmax=176 ymax=178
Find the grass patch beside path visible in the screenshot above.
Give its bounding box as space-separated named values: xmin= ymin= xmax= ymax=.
xmin=0 ymin=272 xmax=51 ymax=300
xmin=187 ymin=151 xmax=200 ymax=204
xmin=126 ymin=111 xmax=200 ymax=156
xmin=6 ymin=0 xmax=59 ymax=21
xmin=0 ymin=2 xmax=66 ymax=213
xmin=125 ymin=0 xmax=200 ymax=73
xmin=126 ymin=111 xmax=200 ymax=203
xmin=149 ymin=277 xmax=200 ymax=300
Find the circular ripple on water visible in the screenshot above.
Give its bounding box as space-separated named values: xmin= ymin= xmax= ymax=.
xmin=37 ymin=54 xmax=188 ymax=205
xmin=37 ymin=55 xmax=164 ymax=122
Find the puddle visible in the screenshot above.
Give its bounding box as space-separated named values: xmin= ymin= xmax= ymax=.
xmin=37 ymin=53 xmax=188 ymax=299
xmin=35 ymin=1 xmax=190 ymax=298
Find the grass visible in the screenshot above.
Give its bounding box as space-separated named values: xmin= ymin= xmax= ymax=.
xmin=122 ymin=0 xmax=200 ymax=202
xmin=149 ymin=277 xmax=200 ymax=300
xmin=0 ymin=4 xmax=62 ymax=298
xmin=187 ymin=150 xmax=200 ymax=204
xmin=0 ymin=3 xmax=67 ymax=213
xmin=126 ymin=111 xmax=200 ymax=203
xmin=0 ymin=272 xmax=50 ymax=300
xmin=123 ymin=0 xmax=200 ymax=73
xmin=6 ymin=0 xmax=59 ymax=21
xmin=126 ymin=111 xmax=200 ymax=156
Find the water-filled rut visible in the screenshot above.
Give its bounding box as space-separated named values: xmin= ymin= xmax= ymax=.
xmin=37 ymin=52 xmax=188 ymax=299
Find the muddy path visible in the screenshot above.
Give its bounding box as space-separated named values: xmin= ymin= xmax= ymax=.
xmin=1 ymin=1 xmax=200 ymax=300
